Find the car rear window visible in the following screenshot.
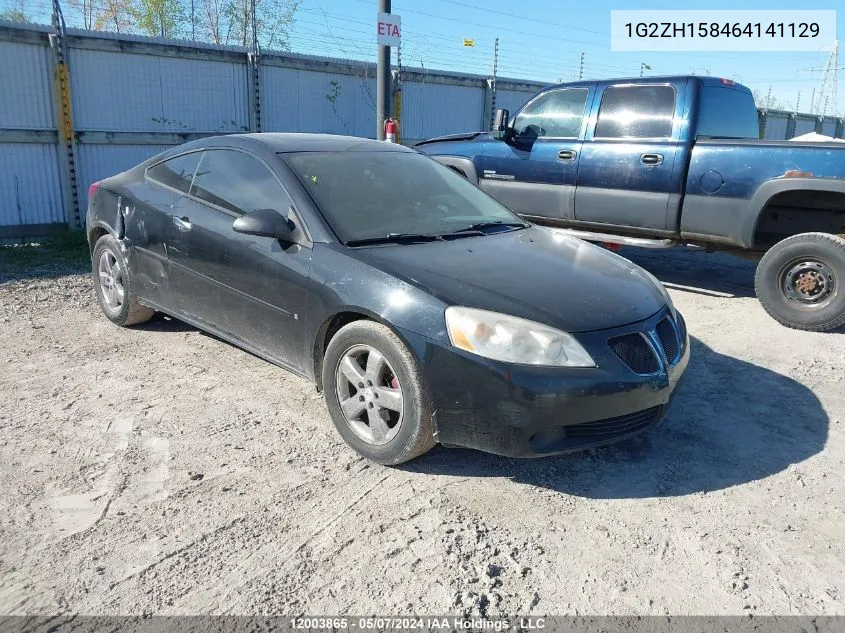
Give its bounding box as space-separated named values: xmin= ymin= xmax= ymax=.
xmin=146 ymin=152 xmax=201 ymax=193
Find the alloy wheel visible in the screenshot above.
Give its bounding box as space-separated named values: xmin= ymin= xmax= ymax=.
xmin=335 ymin=344 xmax=404 ymax=445
xmin=98 ymin=249 xmax=125 ymax=312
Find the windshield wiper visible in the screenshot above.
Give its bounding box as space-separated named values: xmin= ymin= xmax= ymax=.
xmin=345 ymin=232 xmax=442 ymax=247
xmin=449 ymin=220 xmax=529 ymax=234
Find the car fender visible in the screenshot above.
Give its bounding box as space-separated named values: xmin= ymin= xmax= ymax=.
xmin=745 ymin=177 xmax=845 ymax=247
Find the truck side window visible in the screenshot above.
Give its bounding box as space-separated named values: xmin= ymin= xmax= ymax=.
xmin=512 ymin=88 xmax=589 ymax=139
xmin=595 ymin=85 xmax=675 ymax=139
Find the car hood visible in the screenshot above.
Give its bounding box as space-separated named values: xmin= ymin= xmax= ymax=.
xmin=344 ymin=226 xmax=666 ymax=333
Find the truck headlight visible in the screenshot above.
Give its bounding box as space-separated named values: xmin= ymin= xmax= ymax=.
xmin=445 ymin=307 xmax=595 ymax=367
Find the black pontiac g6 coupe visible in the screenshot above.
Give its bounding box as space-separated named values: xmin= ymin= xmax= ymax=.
xmin=86 ymin=133 xmax=688 ymax=464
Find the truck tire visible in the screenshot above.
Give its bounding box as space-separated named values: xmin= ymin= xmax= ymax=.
xmin=755 ymin=232 xmax=845 ymax=332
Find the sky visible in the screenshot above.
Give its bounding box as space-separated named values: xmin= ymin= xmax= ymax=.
xmin=286 ymin=0 xmax=844 ymax=116
xmin=7 ymin=0 xmax=842 ymax=115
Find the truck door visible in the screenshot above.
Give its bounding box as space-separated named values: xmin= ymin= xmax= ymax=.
xmin=575 ymin=83 xmax=683 ymax=232
xmin=475 ymin=87 xmax=591 ymax=220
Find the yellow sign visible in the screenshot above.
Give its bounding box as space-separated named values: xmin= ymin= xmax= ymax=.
xmin=463 ymin=39 xmax=475 ymax=47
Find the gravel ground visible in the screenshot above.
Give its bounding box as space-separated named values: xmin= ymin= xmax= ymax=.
xmin=0 ymin=245 xmax=843 ymax=616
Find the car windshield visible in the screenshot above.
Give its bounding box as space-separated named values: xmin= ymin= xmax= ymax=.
xmin=282 ymin=151 xmax=525 ymax=244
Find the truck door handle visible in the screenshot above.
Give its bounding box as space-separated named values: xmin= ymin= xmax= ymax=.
xmin=557 ymin=150 xmax=577 ymax=161
xmin=172 ymin=215 xmax=192 ymax=231
xmin=640 ymin=153 xmax=664 ymax=166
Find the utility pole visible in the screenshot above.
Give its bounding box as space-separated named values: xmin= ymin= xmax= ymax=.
xmin=579 ymin=51 xmax=584 ymax=80
xmin=766 ymin=85 xmax=772 ymax=109
xmin=376 ymin=0 xmax=392 ymax=140
xmin=393 ymin=40 xmax=402 ymax=144
xmin=490 ymin=37 xmax=499 ymax=128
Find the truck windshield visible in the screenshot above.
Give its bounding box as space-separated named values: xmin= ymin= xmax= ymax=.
xmin=282 ymin=151 xmax=524 ymax=244
xmin=697 ymin=86 xmax=760 ymax=139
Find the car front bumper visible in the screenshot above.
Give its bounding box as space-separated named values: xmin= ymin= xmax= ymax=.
xmin=398 ymin=308 xmax=689 ymax=458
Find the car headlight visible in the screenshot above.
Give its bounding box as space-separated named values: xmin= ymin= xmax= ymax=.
xmin=445 ymin=307 xmax=595 ymax=367
xmin=641 ymin=269 xmax=676 ymax=319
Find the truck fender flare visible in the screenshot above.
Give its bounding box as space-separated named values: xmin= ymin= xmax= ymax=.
xmin=744 ymin=177 xmax=845 ymax=247
xmin=429 ymin=156 xmax=479 ymax=184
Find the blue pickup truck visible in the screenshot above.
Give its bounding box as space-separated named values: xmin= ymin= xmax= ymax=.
xmin=417 ymin=76 xmax=845 ymax=332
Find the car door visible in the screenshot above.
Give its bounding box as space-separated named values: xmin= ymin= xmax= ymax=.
xmin=126 ymin=150 xmax=203 ymax=307
xmin=475 ymin=87 xmax=591 ymax=220
xmin=167 ymin=148 xmax=312 ymax=372
xmin=575 ymin=82 xmax=683 ymax=232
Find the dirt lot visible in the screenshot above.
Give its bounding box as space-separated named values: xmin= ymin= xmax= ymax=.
xmin=1 ymin=239 xmax=843 ymax=616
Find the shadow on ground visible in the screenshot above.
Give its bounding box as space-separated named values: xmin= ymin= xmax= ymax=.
xmin=134 ymin=312 xmax=196 ymax=333
xmin=620 ymin=247 xmax=758 ymax=298
xmin=406 ymin=337 xmax=828 ymax=498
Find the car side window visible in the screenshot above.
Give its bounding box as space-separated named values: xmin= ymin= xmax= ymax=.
xmin=594 ymin=85 xmax=676 ymax=139
xmin=512 ymin=88 xmax=589 ymax=139
xmin=146 ymin=152 xmax=202 ymax=193
xmin=190 ymin=149 xmax=288 ymax=215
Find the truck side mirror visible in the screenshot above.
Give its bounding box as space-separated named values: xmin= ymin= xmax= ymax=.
xmin=492 ymin=108 xmax=510 ymax=140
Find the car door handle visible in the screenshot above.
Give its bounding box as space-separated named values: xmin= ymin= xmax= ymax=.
xmin=640 ymin=153 xmax=664 ymax=166
xmin=172 ymin=215 xmax=192 ymax=231
xmin=557 ymin=150 xmax=577 ymax=161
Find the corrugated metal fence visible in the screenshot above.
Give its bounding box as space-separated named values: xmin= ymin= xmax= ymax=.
xmin=0 ymin=22 xmax=543 ymax=237
xmin=1 ymin=21 xmax=844 ymax=238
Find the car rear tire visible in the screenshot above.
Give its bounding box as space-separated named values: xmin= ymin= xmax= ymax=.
xmin=91 ymin=234 xmax=155 ymax=327
xmin=322 ymin=320 xmax=436 ymax=465
xmin=755 ymin=232 xmax=845 ymax=332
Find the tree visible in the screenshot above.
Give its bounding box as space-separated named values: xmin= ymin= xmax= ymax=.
xmin=0 ymin=0 xmax=29 ymax=22
xmin=130 ymin=0 xmax=185 ymax=38
xmin=65 ymin=0 xmax=133 ymax=32
xmin=752 ymin=88 xmax=783 ymax=111
xmin=95 ymin=0 xmax=135 ymax=32
xmin=200 ymin=0 xmax=297 ymax=49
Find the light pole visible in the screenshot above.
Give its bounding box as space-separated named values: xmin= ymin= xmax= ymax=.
xmin=376 ymin=0 xmax=392 ymax=140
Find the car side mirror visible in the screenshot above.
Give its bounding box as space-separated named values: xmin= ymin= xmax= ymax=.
xmin=492 ymin=108 xmax=511 ymax=140
xmin=232 ymin=208 xmax=296 ymax=241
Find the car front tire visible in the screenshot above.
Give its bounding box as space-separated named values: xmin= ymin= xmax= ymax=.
xmin=91 ymin=234 xmax=155 ymax=327
xmin=755 ymin=232 xmax=845 ymax=332
xmin=322 ymin=320 xmax=436 ymax=465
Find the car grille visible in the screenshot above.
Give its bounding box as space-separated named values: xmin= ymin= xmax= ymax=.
xmin=564 ymin=406 xmax=664 ymax=438
xmin=655 ymin=316 xmax=680 ymax=363
xmin=529 ymin=405 xmax=666 ymax=452
xmin=608 ymin=314 xmax=684 ymax=375
xmin=608 ymin=333 xmax=660 ymax=374
xmin=676 ymin=312 xmax=687 ymax=351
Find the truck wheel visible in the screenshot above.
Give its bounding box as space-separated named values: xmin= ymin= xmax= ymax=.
xmin=755 ymin=232 xmax=845 ymax=332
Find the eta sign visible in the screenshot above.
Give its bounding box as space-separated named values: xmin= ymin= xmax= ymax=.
xmin=377 ymin=12 xmax=401 ymax=47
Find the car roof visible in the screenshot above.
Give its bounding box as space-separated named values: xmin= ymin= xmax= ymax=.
xmin=177 ymin=132 xmax=414 ymax=154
